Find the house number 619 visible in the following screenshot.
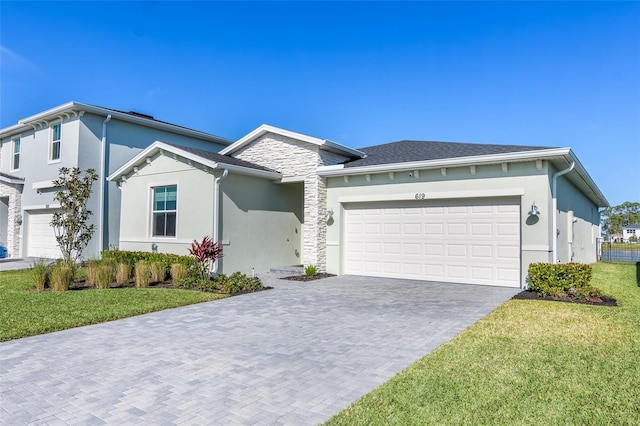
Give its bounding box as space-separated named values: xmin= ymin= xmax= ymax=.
xmin=415 ymin=193 xmax=426 ymax=200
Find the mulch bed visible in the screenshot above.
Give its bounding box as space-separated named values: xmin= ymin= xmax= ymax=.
xmin=512 ymin=290 xmax=618 ymax=307
xmin=281 ymin=273 xmax=336 ymax=282
xmin=43 ymin=278 xmax=271 ymax=296
xmin=67 ymin=278 xmax=174 ymax=291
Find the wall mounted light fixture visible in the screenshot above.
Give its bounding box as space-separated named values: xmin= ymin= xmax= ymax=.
xmin=528 ymin=201 xmax=540 ymax=216
xmin=326 ymin=208 xmax=334 ymax=220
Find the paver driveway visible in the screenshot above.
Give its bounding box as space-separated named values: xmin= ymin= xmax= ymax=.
xmin=1 ymin=274 xmax=520 ymax=425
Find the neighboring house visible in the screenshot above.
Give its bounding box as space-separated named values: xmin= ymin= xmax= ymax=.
xmin=0 ymin=102 xmax=231 ymax=259
xmin=622 ymin=223 xmax=640 ymax=243
xmin=109 ymin=124 xmax=608 ymax=288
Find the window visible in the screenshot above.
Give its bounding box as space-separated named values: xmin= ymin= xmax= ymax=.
xmin=152 ymin=185 xmax=177 ymax=237
xmin=50 ymin=123 xmax=61 ymax=162
xmin=11 ymin=138 xmax=20 ymax=170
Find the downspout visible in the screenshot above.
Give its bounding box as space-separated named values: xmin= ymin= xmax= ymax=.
xmin=99 ymin=114 xmax=112 ymax=252
xmin=212 ymin=168 xmax=229 ymax=275
xmin=551 ymin=161 xmax=575 ymax=263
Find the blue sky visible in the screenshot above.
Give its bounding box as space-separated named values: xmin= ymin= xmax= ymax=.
xmin=1 ymin=1 xmax=638 ymax=206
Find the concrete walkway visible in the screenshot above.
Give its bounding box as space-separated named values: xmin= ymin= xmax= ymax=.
xmin=0 ymin=274 xmax=520 ymax=425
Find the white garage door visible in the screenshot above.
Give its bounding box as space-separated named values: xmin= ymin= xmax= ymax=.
xmin=26 ymin=210 xmax=62 ymax=259
xmin=344 ymin=198 xmax=521 ymax=287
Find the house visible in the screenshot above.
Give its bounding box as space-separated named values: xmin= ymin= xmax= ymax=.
xmin=0 ymin=102 xmax=231 ymax=259
xmin=109 ymin=125 xmax=608 ymax=288
xmin=622 ymin=223 xmax=640 ymax=243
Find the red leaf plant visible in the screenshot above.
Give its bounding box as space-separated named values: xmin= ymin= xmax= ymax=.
xmin=188 ymin=236 xmax=223 ymax=280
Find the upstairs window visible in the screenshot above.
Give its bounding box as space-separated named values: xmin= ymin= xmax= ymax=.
xmin=11 ymin=138 xmax=20 ymax=171
xmin=152 ymin=185 xmax=177 ymax=237
xmin=50 ymin=123 xmax=61 ymax=162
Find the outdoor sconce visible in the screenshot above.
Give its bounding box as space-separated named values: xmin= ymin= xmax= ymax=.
xmin=326 ymin=208 xmax=334 ymax=220
xmin=528 ymin=201 xmax=540 ymax=216
xmin=15 ymin=215 xmax=23 ymax=226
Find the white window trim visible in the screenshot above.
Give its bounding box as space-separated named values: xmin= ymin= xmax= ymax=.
xmin=149 ymin=182 xmax=179 ymax=238
xmin=10 ymin=137 xmax=20 ymax=172
xmin=49 ymin=122 xmax=62 ymax=164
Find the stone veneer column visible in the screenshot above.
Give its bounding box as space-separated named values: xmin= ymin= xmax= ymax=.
xmin=0 ymin=182 xmax=23 ymax=258
xmin=232 ymin=133 xmax=348 ymax=272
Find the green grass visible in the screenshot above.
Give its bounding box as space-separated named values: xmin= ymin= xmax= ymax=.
xmin=602 ymin=242 xmax=640 ymax=252
xmin=0 ymin=268 xmax=228 ymax=342
xmin=327 ymin=262 xmax=640 ymax=425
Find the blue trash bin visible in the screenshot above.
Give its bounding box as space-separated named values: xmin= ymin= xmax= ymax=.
xmin=0 ymin=246 xmax=7 ymax=259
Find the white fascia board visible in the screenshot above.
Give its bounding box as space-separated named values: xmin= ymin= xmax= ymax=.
xmin=0 ymin=174 xmax=24 ymax=184
xmin=1 ymin=101 xmax=232 ymax=145
xmin=566 ymin=149 xmax=609 ymax=207
xmin=107 ymin=141 xmax=281 ymax=182
xmin=221 ymin=124 xmax=365 ymax=158
xmin=322 ymin=139 xmax=366 ymax=158
xmin=221 ymin=124 xmax=324 ymax=155
xmin=317 ymin=147 xmax=572 ymax=177
xmin=32 ymin=180 xmax=57 ymax=190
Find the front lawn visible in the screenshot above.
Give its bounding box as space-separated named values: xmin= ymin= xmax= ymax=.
xmin=327 ymin=262 xmax=640 ymax=425
xmin=0 ymin=268 xmax=228 ymax=342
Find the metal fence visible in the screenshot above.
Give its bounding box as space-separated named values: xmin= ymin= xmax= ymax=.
xmin=598 ymin=239 xmax=640 ymax=263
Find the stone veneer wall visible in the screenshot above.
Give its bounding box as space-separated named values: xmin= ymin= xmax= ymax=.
xmin=0 ymin=182 xmax=23 ymax=258
xmin=231 ymin=132 xmax=350 ymax=270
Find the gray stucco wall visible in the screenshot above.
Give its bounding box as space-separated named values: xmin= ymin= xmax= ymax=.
xmin=117 ymin=153 xmax=302 ymax=275
xmin=230 ymin=132 xmax=351 ymax=271
xmin=219 ymin=174 xmax=303 ymax=275
xmin=553 ymin=167 xmax=600 ymax=264
xmin=325 ymin=160 xmax=556 ymax=287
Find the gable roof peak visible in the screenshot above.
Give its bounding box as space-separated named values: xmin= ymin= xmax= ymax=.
xmin=221 ymin=124 xmax=365 ymax=159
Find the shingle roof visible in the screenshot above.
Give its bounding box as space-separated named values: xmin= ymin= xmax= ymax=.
xmin=167 ymin=144 xmax=278 ymax=173
xmin=344 ymin=140 xmax=555 ymax=168
xmin=623 ymin=223 xmax=640 ymax=229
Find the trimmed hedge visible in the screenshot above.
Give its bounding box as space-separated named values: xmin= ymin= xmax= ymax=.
xmin=528 ymin=262 xmax=600 ymax=299
xmin=175 ymin=272 xmax=263 ymax=294
xmin=101 ymin=250 xmax=197 ymax=278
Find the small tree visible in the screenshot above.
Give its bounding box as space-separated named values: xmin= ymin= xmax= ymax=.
xmin=50 ymin=167 xmax=98 ymax=266
xmin=188 ymin=236 xmax=223 ymax=280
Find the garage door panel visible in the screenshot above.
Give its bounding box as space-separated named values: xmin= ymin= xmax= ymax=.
xmin=471 ymin=245 xmax=492 ymax=257
xmin=497 ymin=223 xmax=519 ymax=236
xmin=425 ymin=223 xmax=443 ymax=235
xmin=344 ymin=199 xmax=521 ymax=287
xmin=447 ymin=245 xmax=467 ymax=257
xmin=424 ymin=243 xmax=443 ymax=256
xmin=447 ymin=223 xmax=467 ymax=235
xmin=471 ymin=223 xmax=493 ymax=236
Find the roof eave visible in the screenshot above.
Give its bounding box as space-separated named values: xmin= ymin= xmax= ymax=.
xmin=221 ymin=124 xmax=365 ymax=159
xmin=107 ymin=141 xmax=281 ymax=182
xmin=317 ymin=147 xmax=609 ymax=208
xmin=318 ymin=147 xmax=572 ymax=176
xmin=1 ymin=101 xmax=233 ymax=145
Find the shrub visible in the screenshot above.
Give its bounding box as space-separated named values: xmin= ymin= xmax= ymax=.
xmin=188 ymin=237 xmax=223 ymax=280
xmin=51 ymin=263 xmax=73 ymax=291
xmin=216 ymin=272 xmax=263 ymax=294
xmin=102 ymin=250 xmax=197 ymax=275
xmin=304 ymin=265 xmax=317 ymax=276
xmin=528 ymin=263 xmax=598 ymax=299
xmin=134 ymin=261 xmax=151 ymax=288
xmin=85 ymin=259 xmax=101 ymax=286
xmin=95 ymin=264 xmax=114 ymax=289
xmin=31 ymin=259 xmax=50 ymax=291
xmin=174 ymin=276 xmax=199 ymax=290
xmin=171 ymin=263 xmax=188 ymax=282
xmin=115 ymin=262 xmax=131 ymax=285
xmin=150 ymin=262 xmax=166 ymax=283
